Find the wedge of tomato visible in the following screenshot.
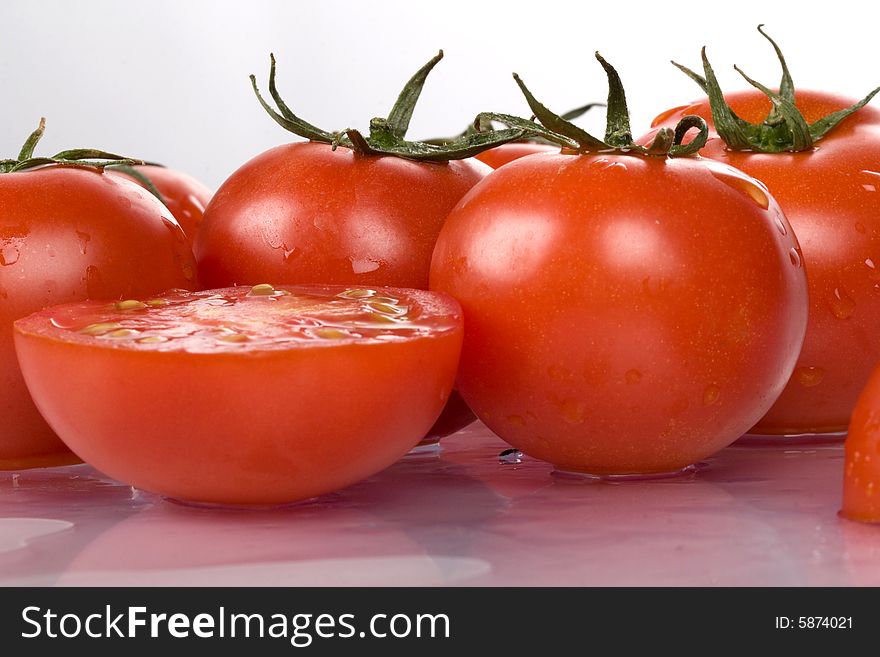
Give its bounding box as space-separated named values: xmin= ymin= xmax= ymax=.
xmin=841 ymin=365 xmax=880 ymax=523
xmin=14 ymin=284 xmax=462 ymax=505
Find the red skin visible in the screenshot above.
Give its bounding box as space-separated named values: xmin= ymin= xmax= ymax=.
xmin=650 ymin=90 xmax=880 ymax=434
xmin=14 ymin=286 xmax=463 ymax=506
xmin=475 ymin=143 xmax=559 ymax=169
xmin=841 ymin=363 xmax=880 ymax=522
xmin=109 ymin=165 xmax=213 ymax=245
xmin=195 ymin=141 xmax=490 ymax=290
xmin=0 ymin=167 xmax=197 ymax=469
xmin=430 ymin=152 xmax=808 ymax=474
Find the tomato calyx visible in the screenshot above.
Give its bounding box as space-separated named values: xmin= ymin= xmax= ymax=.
xmin=672 ymin=25 xmax=880 ymax=153
xmin=0 ymin=118 xmax=144 ymax=174
xmin=480 ymin=53 xmax=708 ymax=157
xmin=426 ymin=101 xmax=606 ymax=147
xmin=250 ymin=51 xmax=528 ymax=162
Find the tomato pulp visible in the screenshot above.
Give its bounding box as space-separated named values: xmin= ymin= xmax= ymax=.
xmin=430 ymin=152 xmax=808 ymax=474
xmin=0 ymin=167 xmax=197 ymax=469
xmin=650 ymin=91 xmax=880 ymax=434
xmin=14 ymin=285 xmax=463 ymax=505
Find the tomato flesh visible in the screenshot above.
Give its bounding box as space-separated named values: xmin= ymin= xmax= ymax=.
xmin=0 ymin=167 xmax=197 ymax=469
xmin=14 ymin=285 xmax=462 ymax=505
xmin=430 ymin=152 xmax=808 ymax=474
xmin=649 ymin=91 xmax=880 ymax=434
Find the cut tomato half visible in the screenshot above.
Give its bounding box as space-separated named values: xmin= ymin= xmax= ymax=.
xmin=14 ymin=284 xmax=462 ymax=506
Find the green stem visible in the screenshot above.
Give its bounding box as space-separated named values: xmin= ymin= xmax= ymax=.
xmin=250 ymin=52 xmax=530 ymax=161
xmin=1 ymin=119 xmax=145 ymax=174
xmin=674 ymin=25 xmax=880 ymax=153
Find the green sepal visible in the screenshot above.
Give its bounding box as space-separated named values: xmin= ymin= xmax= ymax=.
xmin=251 ymin=51 xmax=527 ymax=162
xmin=504 ymin=53 xmax=708 ymax=158
xmin=675 ymin=25 xmax=880 ymax=153
xmin=1 ymin=119 xmax=145 ymax=174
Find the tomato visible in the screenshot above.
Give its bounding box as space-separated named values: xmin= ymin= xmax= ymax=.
xmin=649 ymin=94 xmax=880 ymax=435
xmin=195 ymin=142 xmax=488 ymax=289
xmin=13 ymin=284 xmax=463 ymax=505
xmin=841 ymin=365 xmax=880 ymax=523
xmin=474 ymin=142 xmax=559 ymax=169
xmin=429 ymin=152 xmax=808 ymax=474
xmin=108 ymin=165 xmax=213 ymax=245
xmin=0 ymin=167 xmax=197 ymax=470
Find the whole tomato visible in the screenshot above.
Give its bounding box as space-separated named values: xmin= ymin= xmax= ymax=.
xmin=195 ymin=51 xmax=524 ymax=290
xmin=196 ymin=141 xmax=487 ymax=289
xmin=648 ymin=28 xmax=880 ymax=435
xmin=0 ymin=121 xmax=198 ymax=469
xmin=108 ymin=165 xmax=213 ymax=245
xmin=14 ymin=285 xmax=463 ymax=505
xmin=430 ymin=55 xmax=809 ymax=474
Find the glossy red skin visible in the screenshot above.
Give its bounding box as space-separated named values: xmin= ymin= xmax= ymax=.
xmin=841 ymin=364 xmax=880 ymax=522
xmin=650 ymin=90 xmax=880 ymax=434
xmin=13 ymin=286 xmax=463 ymax=506
xmin=474 ymin=142 xmax=559 ymax=169
xmin=430 ymin=152 xmax=808 ymax=474
xmin=195 ymin=141 xmax=490 ymax=290
xmin=0 ymin=167 xmax=197 ymax=469
xmin=109 ymin=165 xmax=213 ymax=245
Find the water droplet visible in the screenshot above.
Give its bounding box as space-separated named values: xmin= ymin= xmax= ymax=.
xmin=828 ymin=287 xmax=856 ymax=319
xmin=710 ymin=169 xmax=770 ymax=209
xmin=0 ymin=242 xmax=21 ymax=266
xmin=702 ymin=384 xmax=720 ymax=406
xmin=867 ymin=258 xmax=876 ymax=269
xmin=863 ymin=184 xmax=876 ymax=192
xmin=161 ymin=217 xmax=186 ymax=243
xmin=506 ymin=414 xmax=526 ymax=426
xmin=498 ymin=448 xmax=523 ymax=464
xmin=625 ymin=369 xmax=642 ymax=384
xmin=350 ymin=257 xmax=380 ymax=274
xmin=795 ymin=366 xmax=825 ymax=388
xmin=789 ymin=247 xmax=802 ymax=268
xmin=282 ymin=245 xmax=298 ymax=262
xmin=75 ymin=230 xmax=91 ymax=255
xmin=855 ymin=222 xmax=867 ymax=234
xmin=773 ymin=212 xmax=787 ymax=236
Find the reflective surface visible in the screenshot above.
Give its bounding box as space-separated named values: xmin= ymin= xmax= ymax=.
xmin=1 ymin=422 xmax=876 ymax=586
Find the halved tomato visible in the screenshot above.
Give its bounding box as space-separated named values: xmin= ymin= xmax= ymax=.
xmin=13 ymin=284 xmax=462 ymax=505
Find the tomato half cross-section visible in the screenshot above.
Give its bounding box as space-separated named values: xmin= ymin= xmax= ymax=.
xmin=430 ymin=54 xmax=809 ymax=475
xmin=13 ymin=284 xmax=463 ymax=506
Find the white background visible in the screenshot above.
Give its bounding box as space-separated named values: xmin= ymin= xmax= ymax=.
xmin=0 ymin=0 xmax=875 ymax=189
